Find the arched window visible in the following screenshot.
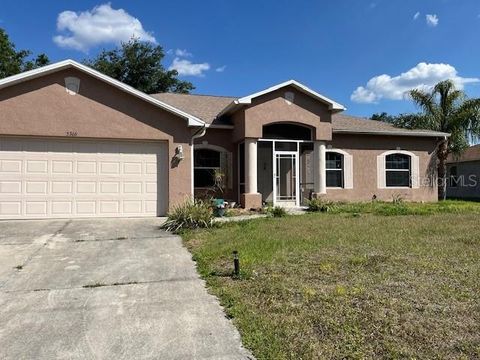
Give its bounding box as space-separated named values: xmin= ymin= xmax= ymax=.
xmin=194 ymin=149 xmax=221 ymax=188
xmin=326 ymin=152 xmax=344 ymax=188
xmin=385 ymin=153 xmax=411 ymax=187
xmin=262 ymin=123 xmax=312 ymax=140
xmin=377 ymin=150 xmax=419 ymax=189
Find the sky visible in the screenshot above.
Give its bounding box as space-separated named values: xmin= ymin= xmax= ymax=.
xmin=1 ymin=0 xmax=480 ymax=117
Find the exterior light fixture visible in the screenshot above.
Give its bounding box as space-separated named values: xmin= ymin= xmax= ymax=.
xmin=175 ymin=145 xmax=184 ymax=160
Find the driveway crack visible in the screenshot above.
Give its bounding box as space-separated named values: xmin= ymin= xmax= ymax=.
xmin=2 ymin=277 xmax=201 ymax=294
xmin=0 ymin=220 xmax=72 ymax=290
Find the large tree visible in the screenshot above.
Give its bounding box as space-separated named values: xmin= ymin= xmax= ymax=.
xmin=84 ymin=38 xmax=194 ymax=94
xmin=0 ymin=28 xmax=50 ymax=79
xmin=374 ymin=81 xmax=480 ymax=200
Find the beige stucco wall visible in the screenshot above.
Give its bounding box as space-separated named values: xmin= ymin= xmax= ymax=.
xmin=0 ymin=68 xmax=194 ymax=210
xmin=325 ymin=134 xmax=439 ymax=202
xmin=232 ymin=86 xmax=332 ymax=142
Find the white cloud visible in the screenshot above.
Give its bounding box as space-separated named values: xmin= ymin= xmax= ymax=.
xmin=351 ymin=62 xmax=479 ymax=104
xmin=169 ymin=58 xmax=210 ymax=77
xmin=413 ymin=12 xmax=420 ymax=20
xmin=215 ymin=65 xmax=227 ymax=73
xmin=53 ymin=3 xmax=156 ymax=52
xmin=175 ymin=49 xmax=192 ymax=57
xmin=426 ymin=14 xmax=439 ymax=27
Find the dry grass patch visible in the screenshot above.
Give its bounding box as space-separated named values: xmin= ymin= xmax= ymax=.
xmin=184 ymin=209 xmax=480 ymax=359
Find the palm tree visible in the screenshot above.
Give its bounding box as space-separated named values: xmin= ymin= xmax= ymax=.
xmin=408 ymin=80 xmax=480 ymax=200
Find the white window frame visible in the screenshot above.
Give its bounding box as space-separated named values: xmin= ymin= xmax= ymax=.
xmin=377 ymin=150 xmax=419 ymax=189
xmin=325 ymin=149 xmax=353 ymax=189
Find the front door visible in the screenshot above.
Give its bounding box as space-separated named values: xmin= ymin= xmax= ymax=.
xmin=273 ymin=151 xmax=299 ymax=207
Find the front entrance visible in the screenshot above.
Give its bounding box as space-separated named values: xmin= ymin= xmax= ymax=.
xmin=273 ymin=151 xmax=299 ymax=207
xmin=255 ymin=140 xmax=313 ymax=208
xmin=243 ymin=124 xmax=314 ymax=208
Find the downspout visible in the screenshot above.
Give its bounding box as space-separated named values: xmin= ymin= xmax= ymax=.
xmin=190 ymin=125 xmax=207 ymax=198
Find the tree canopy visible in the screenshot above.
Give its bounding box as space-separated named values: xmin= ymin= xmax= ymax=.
xmin=0 ymin=28 xmax=50 ymax=79
xmin=83 ymin=38 xmax=194 ymax=94
xmin=372 ymin=80 xmax=480 ymax=200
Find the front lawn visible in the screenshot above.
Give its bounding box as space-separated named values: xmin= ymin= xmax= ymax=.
xmin=184 ymin=201 xmax=480 ymax=359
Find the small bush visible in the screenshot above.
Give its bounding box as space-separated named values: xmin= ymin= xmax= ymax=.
xmin=161 ymin=199 xmax=214 ymax=233
xmin=392 ymin=193 xmax=405 ymax=205
xmin=266 ymin=206 xmax=287 ymax=217
xmin=307 ymin=198 xmax=337 ymax=212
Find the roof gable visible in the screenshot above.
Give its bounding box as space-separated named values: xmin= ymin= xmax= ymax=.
xmin=0 ymin=59 xmax=204 ymax=127
xmin=236 ymin=80 xmax=345 ymax=112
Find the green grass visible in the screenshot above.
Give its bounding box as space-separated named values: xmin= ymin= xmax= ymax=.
xmin=325 ymin=199 xmax=480 ymax=216
xmin=184 ymin=201 xmax=480 ymax=359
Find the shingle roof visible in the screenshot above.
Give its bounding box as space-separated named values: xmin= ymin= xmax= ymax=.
xmin=447 ymin=144 xmax=480 ymax=163
xmin=331 ymin=114 xmax=448 ymax=137
xmin=151 ymin=93 xmax=449 ymax=137
xmin=150 ymin=93 xmax=235 ymax=126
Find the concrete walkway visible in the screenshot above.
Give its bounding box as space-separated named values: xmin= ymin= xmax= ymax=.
xmin=0 ymin=218 xmax=252 ymax=360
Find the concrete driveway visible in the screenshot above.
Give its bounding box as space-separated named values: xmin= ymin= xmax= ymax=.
xmin=0 ymin=218 xmax=252 ymax=360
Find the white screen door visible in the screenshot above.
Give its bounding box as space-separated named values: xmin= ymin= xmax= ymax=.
xmin=273 ymin=151 xmax=299 ymax=207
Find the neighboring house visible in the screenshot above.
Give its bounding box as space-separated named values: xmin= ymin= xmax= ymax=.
xmin=447 ymin=144 xmax=480 ymax=199
xmin=0 ymin=60 xmax=448 ymax=219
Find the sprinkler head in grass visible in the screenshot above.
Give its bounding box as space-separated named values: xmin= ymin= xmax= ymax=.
xmin=233 ymin=250 xmax=240 ymax=278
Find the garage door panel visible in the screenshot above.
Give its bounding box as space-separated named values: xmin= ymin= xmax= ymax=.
xmin=51 ymin=182 xmax=73 ymax=194
xmin=123 ymin=182 xmax=142 ymax=193
xmin=0 ymin=201 xmax=21 ymax=215
xmin=0 ymin=138 xmax=167 ymax=219
xmin=26 ymin=160 xmax=48 ymax=173
xmin=26 ymin=181 xmax=48 ymax=194
xmin=123 ymin=162 xmax=142 ymax=174
xmin=52 ymin=161 xmax=74 ymax=174
xmin=100 ymin=182 xmax=120 ymax=194
xmin=52 ymin=201 xmax=72 ymax=215
xmin=0 ymin=181 xmax=21 ymax=193
xmin=77 ymin=161 xmax=96 ymax=174
xmin=77 ymin=181 xmax=96 ymax=193
xmin=25 ymin=201 xmax=47 ymax=216
xmin=76 ymin=201 xmax=96 ymax=215
xmin=0 ymin=160 xmax=22 ymax=173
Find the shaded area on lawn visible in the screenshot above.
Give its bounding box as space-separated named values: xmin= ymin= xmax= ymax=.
xmin=184 ymin=203 xmax=480 ymax=359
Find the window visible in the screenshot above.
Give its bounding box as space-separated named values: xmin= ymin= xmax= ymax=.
xmin=262 ymin=123 xmax=312 ymax=140
xmin=194 ymin=149 xmax=221 ymax=188
xmin=385 ymin=153 xmax=411 ymax=187
xmin=326 ymin=152 xmax=344 ymax=188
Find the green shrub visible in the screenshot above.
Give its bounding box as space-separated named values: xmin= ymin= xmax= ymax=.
xmin=392 ymin=193 xmax=405 ymax=205
xmin=307 ymin=198 xmax=337 ymax=212
xmin=161 ymin=199 xmax=214 ymax=233
xmin=266 ymin=206 xmax=287 ymax=217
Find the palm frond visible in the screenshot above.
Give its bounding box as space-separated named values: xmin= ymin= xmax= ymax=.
xmin=409 ymin=89 xmax=436 ymax=116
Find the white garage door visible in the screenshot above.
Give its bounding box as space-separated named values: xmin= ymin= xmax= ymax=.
xmin=0 ymin=137 xmax=168 ymax=219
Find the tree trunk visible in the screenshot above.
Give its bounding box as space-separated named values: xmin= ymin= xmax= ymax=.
xmin=437 ymin=140 xmax=448 ymax=201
